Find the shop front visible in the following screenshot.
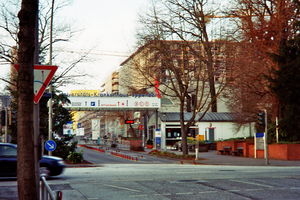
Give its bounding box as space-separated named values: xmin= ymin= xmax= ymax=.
xmin=148 ymin=112 xmax=255 ymax=151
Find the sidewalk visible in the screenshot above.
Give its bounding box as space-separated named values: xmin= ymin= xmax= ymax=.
xmin=83 ymin=144 xmax=300 ymax=167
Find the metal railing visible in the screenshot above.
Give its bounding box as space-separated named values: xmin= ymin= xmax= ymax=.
xmin=40 ymin=176 xmax=62 ymax=200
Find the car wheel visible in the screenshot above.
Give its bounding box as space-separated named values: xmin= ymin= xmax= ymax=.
xmin=39 ymin=166 xmax=50 ymax=178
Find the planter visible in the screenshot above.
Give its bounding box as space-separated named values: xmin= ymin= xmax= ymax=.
xmin=146 ymin=144 xmax=153 ymax=149
xmin=198 ymin=144 xmax=210 ymax=152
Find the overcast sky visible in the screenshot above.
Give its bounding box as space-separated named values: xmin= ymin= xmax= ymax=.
xmin=54 ymin=0 xmax=148 ymax=93
xmin=0 ymin=0 xmax=227 ymax=95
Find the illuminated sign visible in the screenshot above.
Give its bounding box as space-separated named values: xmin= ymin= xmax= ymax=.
xmin=125 ymin=120 xmax=134 ymax=124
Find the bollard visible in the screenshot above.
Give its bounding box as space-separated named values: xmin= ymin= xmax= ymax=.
xmin=55 ymin=190 xmax=62 ymax=200
xmin=180 ymin=161 xmax=183 ymax=165
xmin=193 ymin=160 xmax=196 ymax=165
xmin=136 ymin=157 xmax=138 ymax=161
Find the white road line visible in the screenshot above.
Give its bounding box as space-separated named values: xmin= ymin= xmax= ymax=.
xmin=129 ymin=195 xmax=148 ymax=197
xmin=102 ymin=184 xmax=140 ymax=192
xmin=199 ymin=191 xmax=218 ymax=194
xmin=176 ymin=192 xmax=194 ymax=195
xmin=245 ymin=189 xmax=264 ymax=191
xmin=291 ymin=187 xmax=300 ymax=190
xmin=230 ymin=180 xmax=273 ymax=188
xmin=177 ymin=171 xmax=212 ymax=173
xmin=154 ymin=193 xmax=171 ymax=196
xmin=113 ymin=179 xmax=153 ymax=182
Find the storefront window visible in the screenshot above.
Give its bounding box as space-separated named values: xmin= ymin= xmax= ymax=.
xmin=166 ymin=128 xmax=181 ymax=138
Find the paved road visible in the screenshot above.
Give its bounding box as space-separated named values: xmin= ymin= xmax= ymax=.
xmin=2 ymin=164 xmax=300 ymax=200
xmin=77 ymin=146 xmax=177 ymax=165
xmin=2 ymin=145 xmax=300 ymax=200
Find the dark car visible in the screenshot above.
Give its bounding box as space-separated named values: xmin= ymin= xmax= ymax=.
xmin=0 ymin=143 xmax=65 ymax=177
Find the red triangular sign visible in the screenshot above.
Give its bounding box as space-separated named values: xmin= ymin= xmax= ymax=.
xmin=14 ymin=64 xmax=58 ymax=104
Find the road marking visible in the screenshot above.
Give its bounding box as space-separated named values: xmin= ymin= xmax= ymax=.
xmin=113 ymin=179 xmax=153 ymax=182
xmin=103 ymin=184 xmax=140 ymax=192
xmin=129 ymin=195 xmax=147 ymax=197
xmin=177 ymin=171 xmax=211 ymax=173
xmin=199 ymin=191 xmax=218 ymax=194
xmin=291 ymin=187 xmax=300 ymax=190
xmin=245 ymin=189 xmax=264 ymax=191
xmin=154 ymin=193 xmax=171 ymax=196
xmin=176 ymin=192 xmax=194 ymax=195
xmin=87 ymin=198 xmax=98 ymax=200
xmin=230 ymin=180 xmax=273 ymax=188
xmin=228 ymin=190 xmax=241 ymax=192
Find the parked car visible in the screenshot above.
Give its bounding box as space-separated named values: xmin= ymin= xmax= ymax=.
xmin=0 ymin=143 xmax=65 ymax=178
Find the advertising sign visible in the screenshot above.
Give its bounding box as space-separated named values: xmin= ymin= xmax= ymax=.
xmin=255 ymin=132 xmax=264 ymax=150
xmin=92 ymin=130 xmax=100 ymax=140
xmin=76 ymin=128 xmax=84 ymax=136
xmin=155 ymin=129 xmax=161 ymax=137
xmin=63 ymin=121 xmax=73 ymax=135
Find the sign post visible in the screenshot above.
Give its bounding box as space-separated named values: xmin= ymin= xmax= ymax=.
xmin=155 ymin=129 xmax=161 ymax=150
xmin=14 ymin=64 xmax=58 ymax=104
xmin=45 ymin=140 xmax=56 ymax=152
xmin=0 ymin=95 xmax=12 ymax=143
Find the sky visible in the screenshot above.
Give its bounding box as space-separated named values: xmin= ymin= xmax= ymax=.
xmin=0 ymin=0 xmax=228 ymax=95
xmin=55 ymin=0 xmax=148 ymax=93
xmin=0 ymin=0 xmax=148 ymax=94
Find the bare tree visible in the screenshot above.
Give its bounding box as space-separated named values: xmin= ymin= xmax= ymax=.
xmin=120 ymin=0 xmax=234 ymax=155
xmin=224 ymin=0 xmax=296 ymax=121
xmin=0 ymin=0 xmax=90 ymax=90
xmin=17 ymin=0 xmax=37 ymax=199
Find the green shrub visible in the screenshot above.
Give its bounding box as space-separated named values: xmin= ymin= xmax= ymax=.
xmin=111 ymin=143 xmax=117 ymax=147
xmin=147 ymin=139 xmax=153 ymax=145
xmin=130 ymin=145 xmax=144 ymax=151
xmin=130 ymin=145 xmax=137 ymax=151
xmin=52 ymin=136 xmax=77 ymax=160
xmin=67 ymin=149 xmax=83 ymax=163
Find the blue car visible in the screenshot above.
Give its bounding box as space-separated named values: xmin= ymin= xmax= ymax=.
xmin=0 ymin=143 xmax=65 ymax=177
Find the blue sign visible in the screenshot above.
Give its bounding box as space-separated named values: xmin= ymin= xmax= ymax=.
xmin=77 ymin=123 xmax=81 ymax=128
xmin=156 ymin=137 xmax=161 ymax=144
xmin=256 ymin=132 xmax=264 ymax=138
xmin=45 ymin=140 xmax=56 ymax=152
xmin=91 ymin=102 xmax=95 ymax=106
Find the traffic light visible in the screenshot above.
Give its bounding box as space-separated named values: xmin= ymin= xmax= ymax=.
xmin=1 ymin=110 xmax=5 ymax=126
xmin=8 ymin=110 xmax=16 ymax=125
xmin=258 ymin=112 xmax=265 ymax=127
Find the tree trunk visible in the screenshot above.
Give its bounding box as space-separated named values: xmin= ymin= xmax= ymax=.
xmin=206 ymin=44 xmax=217 ymax=112
xmin=180 ymin=101 xmax=188 ymax=156
xmin=17 ymin=0 xmax=38 ymax=199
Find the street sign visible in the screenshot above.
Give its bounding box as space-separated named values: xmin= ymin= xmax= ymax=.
xmin=0 ymin=95 xmax=12 ymax=107
xmin=45 ymin=140 xmax=56 ymax=152
xmin=139 ymin=125 xmax=144 ymax=130
xmin=14 ymin=64 xmax=58 ymax=104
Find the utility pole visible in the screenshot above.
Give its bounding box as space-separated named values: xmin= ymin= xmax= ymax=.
xmin=33 ymin=4 xmax=40 ymax=198
xmin=48 ymin=0 xmax=55 ymax=156
xmin=264 ymin=109 xmax=269 ymax=165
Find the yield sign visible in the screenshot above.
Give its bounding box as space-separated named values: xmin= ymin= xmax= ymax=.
xmin=14 ymin=64 xmax=58 ymax=104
